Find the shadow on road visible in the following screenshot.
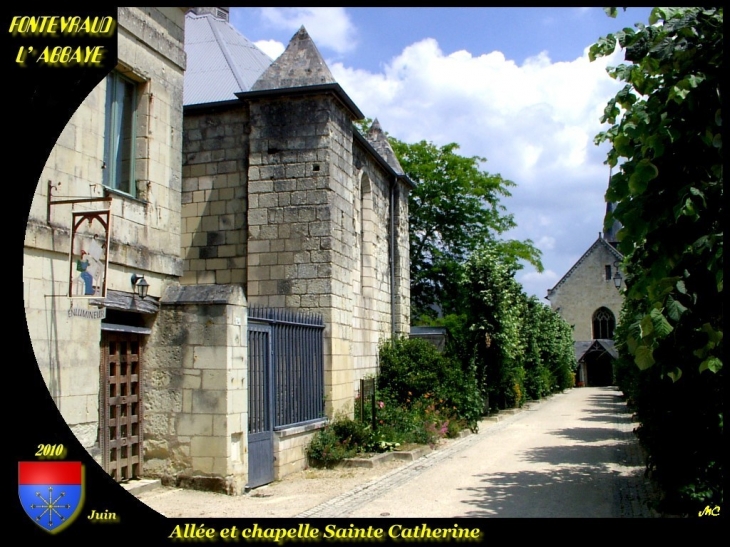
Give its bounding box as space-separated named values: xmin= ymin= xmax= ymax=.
xmin=455 ymin=465 xmax=622 ymax=517
xmin=453 ymin=388 xmax=645 ymax=518
xmin=549 ymin=426 xmax=630 ymax=443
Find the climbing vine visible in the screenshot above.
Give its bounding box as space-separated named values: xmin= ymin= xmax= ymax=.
xmin=591 ymin=7 xmax=723 ymax=513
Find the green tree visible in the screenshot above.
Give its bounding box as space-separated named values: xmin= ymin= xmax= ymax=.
xmin=461 ymin=244 xmax=529 ymax=409
xmin=388 ymin=138 xmax=543 ymax=319
xmin=460 ymin=246 xmax=576 ymax=410
xmin=591 ymin=7 xmax=723 ymax=513
xmin=523 ymin=296 xmax=576 ymax=398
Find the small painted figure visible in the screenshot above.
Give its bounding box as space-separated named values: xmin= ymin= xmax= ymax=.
xmin=76 ymin=251 xmax=94 ymax=295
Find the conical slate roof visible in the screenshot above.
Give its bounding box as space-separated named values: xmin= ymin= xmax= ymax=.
xmin=365 ymin=119 xmax=405 ymax=175
xmin=251 ymin=26 xmax=336 ymax=91
xmin=184 ymin=11 xmax=272 ymax=106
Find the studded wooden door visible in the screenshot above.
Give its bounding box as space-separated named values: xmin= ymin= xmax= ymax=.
xmin=100 ymin=332 xmax=143 ymax=481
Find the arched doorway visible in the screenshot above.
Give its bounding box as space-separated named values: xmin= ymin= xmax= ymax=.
xmin=576 ymin=339 xmax=617 ymax=387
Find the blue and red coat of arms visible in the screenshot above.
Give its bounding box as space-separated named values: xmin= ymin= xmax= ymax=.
xmin=18 ymin=461 xmax=84 ymax=533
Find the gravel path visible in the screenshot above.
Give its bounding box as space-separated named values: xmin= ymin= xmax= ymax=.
xmin=136 ymin=387 xmax=658 ymax=518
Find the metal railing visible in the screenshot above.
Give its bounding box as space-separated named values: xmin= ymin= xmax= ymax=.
xmin=248 ymin=307 xmax=325 ymax=429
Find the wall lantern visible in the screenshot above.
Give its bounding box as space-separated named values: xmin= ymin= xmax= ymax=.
xmin=131 ymin=273 xmax=149 ymax=299
xmin=613 ymin=261 xmax=623 ymax=290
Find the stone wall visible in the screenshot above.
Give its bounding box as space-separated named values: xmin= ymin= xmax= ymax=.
xmin=548 ymin=241 xmax=623 ymax=341
xmin=244 ymin=94 xmax=357 ymax=416
xmin=274 ymin=422 xmax=325 ymax=480
xmin=350 ymin=144 xmax=410 ymax=390
xmin=180 ymin=92 xmax=412 ymax=419
xmin=181 ymin=106 xmax=249 ymax=287
xmin=145 ymin=284 xmax=248 ymax=495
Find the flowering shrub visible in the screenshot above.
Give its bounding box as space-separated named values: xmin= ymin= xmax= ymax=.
xmin=307 ymin=336 xmax=486 ymax=468
xmin=377 ymin=336 xmax=483 ymax=430
xmin=306 ymin=425 xmax=356 ymax=468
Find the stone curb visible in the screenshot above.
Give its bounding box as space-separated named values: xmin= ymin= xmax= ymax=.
xmin=121 ymin=478 xmax=163 ymax=496
xmin=341 ymin=398 xmax=552 ymax=469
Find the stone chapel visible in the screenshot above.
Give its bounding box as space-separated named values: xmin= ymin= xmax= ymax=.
xmin=546 ymin=203 xmax=624 ymax=386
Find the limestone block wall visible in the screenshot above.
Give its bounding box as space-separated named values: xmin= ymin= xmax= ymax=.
xmin=548 ymin=241 xmax=623 ymax=341
xmin=145 ymin=285 xmax=248 ymax=494
xmin=27 ymin=7 xmax=185 ymax=278
xmin=273 ymin=422 xmax=325 ymax=479
xmin=23 ymin=247 xmax=104 ymax=458
xmin=350 ymin=148 xmax=399 ymax=389
xmin=23 ymin=7 xmax=186 ymax=454
xmin=392 ymin=181 xmax=411 ymax=335
xmin=314 ymin=98 xmax=358 ymax=416
xmin=246 ymin=94 xmax=356 ymax=416
xmin=181 ymin=106 xmax=248 ymax=287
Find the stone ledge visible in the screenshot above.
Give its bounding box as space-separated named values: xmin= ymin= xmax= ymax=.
xmin=343 ymin=452 xmax=394 ymax=468
xmin=343 ymin=428 xmax=475 ymax=468
xmin=391 ymin=446 xmax=432 ymax=461
xmin=275 ymin=420 xmax=327 ymax=439
xmin=120 ymin=478 xmax=162 ymax=495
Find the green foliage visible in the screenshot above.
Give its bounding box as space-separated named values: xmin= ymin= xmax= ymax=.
xmin=523 ymin=296 xmax=577 ymax=398
xmin=308 ymin=334 xmax=484 ymax=468
xmin=460 ymin=245 xmax=576 ymax=410
xmin=387 ymin=137 xmax=543 ymax=319
xmin=306 ymin=414 xmax=364 ymax=468
xmin=370 ymin=391 xmax=463 ymax=446
xmin=306 ymin=412 xmax=402 ymax=468
xmin=330 ymin=415 xmax=372 ymax=449
xmin=377 ymin=336 xmax=483 ymax=430
xmin=592 ymin=7 xmax=723 ymax=514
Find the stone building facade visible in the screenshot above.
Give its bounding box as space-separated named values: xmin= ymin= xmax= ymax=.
xmin=546 ymin=208 xmax=624 ymax=386
xmin=23 ymin=7 xmax=187 ymax=471
xmin=23 ymin=8 xmax=411 ymax=494
xmin=162 ymin=13 xmax=411 ymax=487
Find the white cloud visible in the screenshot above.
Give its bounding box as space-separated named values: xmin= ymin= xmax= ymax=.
xmin=536 ymin=236 xmax=556 ymax=250
xmin=518 ymin=268 xmax=560 ymax=301
xmin=258 ymin=8 xmax=357 ymax=54
xmin=329 ymin=37 xmax=624 ymax=298
xmin=253 ymin=39 xmax=285 ymax=60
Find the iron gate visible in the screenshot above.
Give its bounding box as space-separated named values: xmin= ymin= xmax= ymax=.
xmin=100 ymin=332 xmax=143 ymax=481
xmin=247 ymin=322 xmax=274 ymax=488
xmin=247 ymin=307 xmax=325 ymax=488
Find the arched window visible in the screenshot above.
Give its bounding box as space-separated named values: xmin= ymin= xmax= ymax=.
xmin=592 ymin=307 xmax=616 ymax=339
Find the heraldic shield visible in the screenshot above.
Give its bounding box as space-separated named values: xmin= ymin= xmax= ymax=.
xmin=18 ymin=461 xmax=84 ymax=533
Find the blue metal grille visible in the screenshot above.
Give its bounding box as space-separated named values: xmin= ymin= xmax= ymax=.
xmin=248 ymin=307 xmax=325 ymax=429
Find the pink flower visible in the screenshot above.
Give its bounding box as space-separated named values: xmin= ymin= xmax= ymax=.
xmin=377 ymin=401 xmax=385 ymax=409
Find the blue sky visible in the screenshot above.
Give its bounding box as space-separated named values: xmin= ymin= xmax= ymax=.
xmin=229 ymin=7 xmax=655 ymax=300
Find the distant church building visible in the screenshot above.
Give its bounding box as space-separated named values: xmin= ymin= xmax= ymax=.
xmin=546 ymin=204 xmax=624 ymax=386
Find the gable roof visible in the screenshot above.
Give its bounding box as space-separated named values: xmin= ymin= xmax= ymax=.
xmin=183 ymin=11 xmax=272 ymax=106
xmin=547 ymin=235 xmax=623 ymax=298
xmin=575 ymin=339 xmax=618 ymax=362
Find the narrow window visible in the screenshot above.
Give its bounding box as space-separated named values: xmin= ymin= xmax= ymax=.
xmin=104 ymin=72 xmax=137 ymax=196
xmin=605 ymin=264 xmax=612 ymax=281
